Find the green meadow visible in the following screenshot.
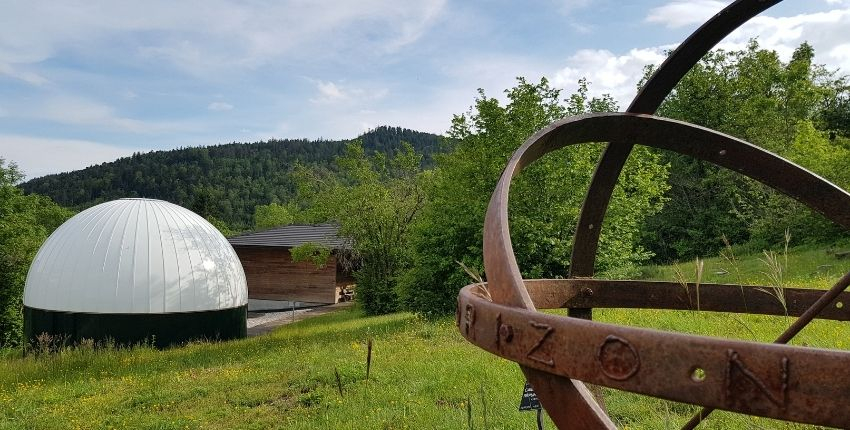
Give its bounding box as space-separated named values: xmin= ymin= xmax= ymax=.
xmin=3 ymin=241 xmax=850 ymax=429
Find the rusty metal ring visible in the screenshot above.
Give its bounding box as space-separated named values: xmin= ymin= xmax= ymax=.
xmin=459 ymin=113 xmax=850 ymax=428
xmin=572 ymin=0 xmax=783 ymax=278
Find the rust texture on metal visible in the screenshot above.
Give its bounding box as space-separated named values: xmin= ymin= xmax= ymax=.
xmin=597 ymin=335 xmax=640 ymax=381
xmin=457 ymin=0 xmax=850 ymax=428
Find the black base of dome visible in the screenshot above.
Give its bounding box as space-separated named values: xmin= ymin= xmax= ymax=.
xmin=23 ymin=305 xmax=247 ymax=349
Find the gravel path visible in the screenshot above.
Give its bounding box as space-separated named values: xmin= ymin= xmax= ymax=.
xmin=246 ymin=308 xmax=313 ymax=328
xmin=246 ymin=302 xmax=353 ymax=336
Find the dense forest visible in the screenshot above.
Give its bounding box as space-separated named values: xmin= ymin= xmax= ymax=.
xmin=19 ymin=126 xmax=443 ymax=229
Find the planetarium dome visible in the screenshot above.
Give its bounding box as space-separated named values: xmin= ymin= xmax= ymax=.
xmin=24 ymin=198 xmax=247 ymax=348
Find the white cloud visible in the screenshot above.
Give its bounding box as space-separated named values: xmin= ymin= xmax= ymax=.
xmin=11 ymin=95 xmax=191 ymax=135
xmin=0 ymin=62 xmax=50 ymax=86
xmin=569 ymin=21 xmax=594 ymax=34
xmin=550 ymin=3 xmax=850 ymax=108
xmin=645 ymin=1 xmax=726 ymax=29
xmin=34 ymin=96 xmax=152 ymax=133
xmin=0 ymin=135 xmax=141 ymax=179
xmin=312 ymin=81 xmax=347 ymax=103
xmin=207 ymin=101 xmax=234 ymax=111
xmin=558 ymin=0 xmax=592 ymax=15
xmin=552 ymin=47 xmax=669 ymax=107
xmin=0 ymin=0 xmax=447 ymax=80
xmin=383 ymin=0 xmax=445 ymax=53
xmin=309 ymin=80 xmax=389 ymax=105
xmin=831 ymin=43 xmax=850 ymax=66
xmin=719 ymin=9 xmax=850 ymax=72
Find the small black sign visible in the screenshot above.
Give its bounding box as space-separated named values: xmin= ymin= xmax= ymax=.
xmin=518 ymin=381 xmax=542 ymax=411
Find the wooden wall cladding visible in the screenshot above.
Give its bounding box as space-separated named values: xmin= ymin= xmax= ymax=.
xmin=234 ymin=246 xmax=339 ymax=304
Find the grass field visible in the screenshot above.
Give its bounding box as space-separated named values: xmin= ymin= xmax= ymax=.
xmin=3 ymin=240 xmax=850 ymax=429
xmin=1 ymin=310 xmax=551 ymax=430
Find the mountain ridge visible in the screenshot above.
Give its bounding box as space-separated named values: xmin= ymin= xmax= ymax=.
xmin=20 ymin=126 xmax=444 ymax=229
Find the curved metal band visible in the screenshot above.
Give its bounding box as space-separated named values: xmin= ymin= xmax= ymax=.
xmin=458 ymin=285 xmax=850 ymax=427
xmin=477 ymin=113 xmax=850 ymax=427
xmin=520 ymin=279 xmax=850 ymax=321
xmin=485 ymin=113 xmax=850 ymax=308
xmin=571 ymin=0 xmax=783 ymax=277
xmin=539 ymin=3 xmax=785 ymax=423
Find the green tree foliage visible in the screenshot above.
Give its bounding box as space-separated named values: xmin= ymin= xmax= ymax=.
xmin=206 ymin=216 xmax=236 ymax=237
xmin=19 ymin=127 xmax=441 ymax=230
xmin=293 ymin=142 xmax=426 ymax=315
xmin=0 ymin=159 xmax=73 ymax=347
xmin=290 ymin=242 xmax=333 ymax=269
xmin=401 ymin=78 xmax=670 ymax=315
xmin=643 ymin=40 xmax=848 ymax=261
xmin=253 ymin=202 xmax=298 ymax=230
xmin=818 ymin=78 xmax=850 ymax=138
xmin=747 ymin=121 xmax=850 ymax=245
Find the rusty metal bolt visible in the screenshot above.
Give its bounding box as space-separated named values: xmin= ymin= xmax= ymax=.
xmin=499 ymin=324 xmax=514 ymax=342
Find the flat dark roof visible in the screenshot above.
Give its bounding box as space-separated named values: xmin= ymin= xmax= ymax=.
xmin=227 ymin=224 xmax=348 ymax=249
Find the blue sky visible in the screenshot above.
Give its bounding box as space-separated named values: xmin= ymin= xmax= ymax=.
xmin=2 ymin=0 xmax=849 ymax=179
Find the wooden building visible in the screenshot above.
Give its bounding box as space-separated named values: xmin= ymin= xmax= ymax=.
xmin=228 ymin=224 xmax=352 ymax=304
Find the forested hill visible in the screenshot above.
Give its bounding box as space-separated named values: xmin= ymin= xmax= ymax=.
xmin=19 ymin=126 xmax=443 ymax=229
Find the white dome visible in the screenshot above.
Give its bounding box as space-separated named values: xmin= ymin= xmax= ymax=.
xmin=24 ymin=198 xmax=247 ymax=314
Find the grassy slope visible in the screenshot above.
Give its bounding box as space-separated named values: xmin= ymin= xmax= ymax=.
xmin=4 ymin=241 xmax=850 ymax=429
xmin=1 ymin=311 xmax=550 ymax=430
xmin=595 ymin=240 xmax=850 ymax=429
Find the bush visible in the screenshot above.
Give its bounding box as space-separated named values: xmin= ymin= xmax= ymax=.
xmin=290 ymin=242 xmax=332 ymax=269
xmin=0 ymin=159 xmax=73 ymax=347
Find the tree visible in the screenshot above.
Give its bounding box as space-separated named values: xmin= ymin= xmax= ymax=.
xmin=643 ymin=40 xmax=848 ymax=261
xmin=253 ymin=202 xmax=297 ymax=230
xmin=400 ymin=78 xmax=670 ymax=315
xmin=0 ymin=159 xmax=73 ymax=347
xmin=293 ymin=142 xmax=426 ymax=315
xmin=207 ymin=216 xmax=236 ymax=237
xmin=190 ymin=185 xmax=224 ymax=220
xmin=818 ymin=83 xmax=850 ymax=138
xmin=746 ymin=120 xmax=850 ymax=245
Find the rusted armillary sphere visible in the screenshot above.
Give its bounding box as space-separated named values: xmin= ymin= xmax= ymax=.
xmin=457 ymin=0 xmax=850 ymax=428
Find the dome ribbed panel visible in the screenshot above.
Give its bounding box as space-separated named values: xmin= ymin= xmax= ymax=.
xmin=24 ymin=198 xmax=247 ymax=314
